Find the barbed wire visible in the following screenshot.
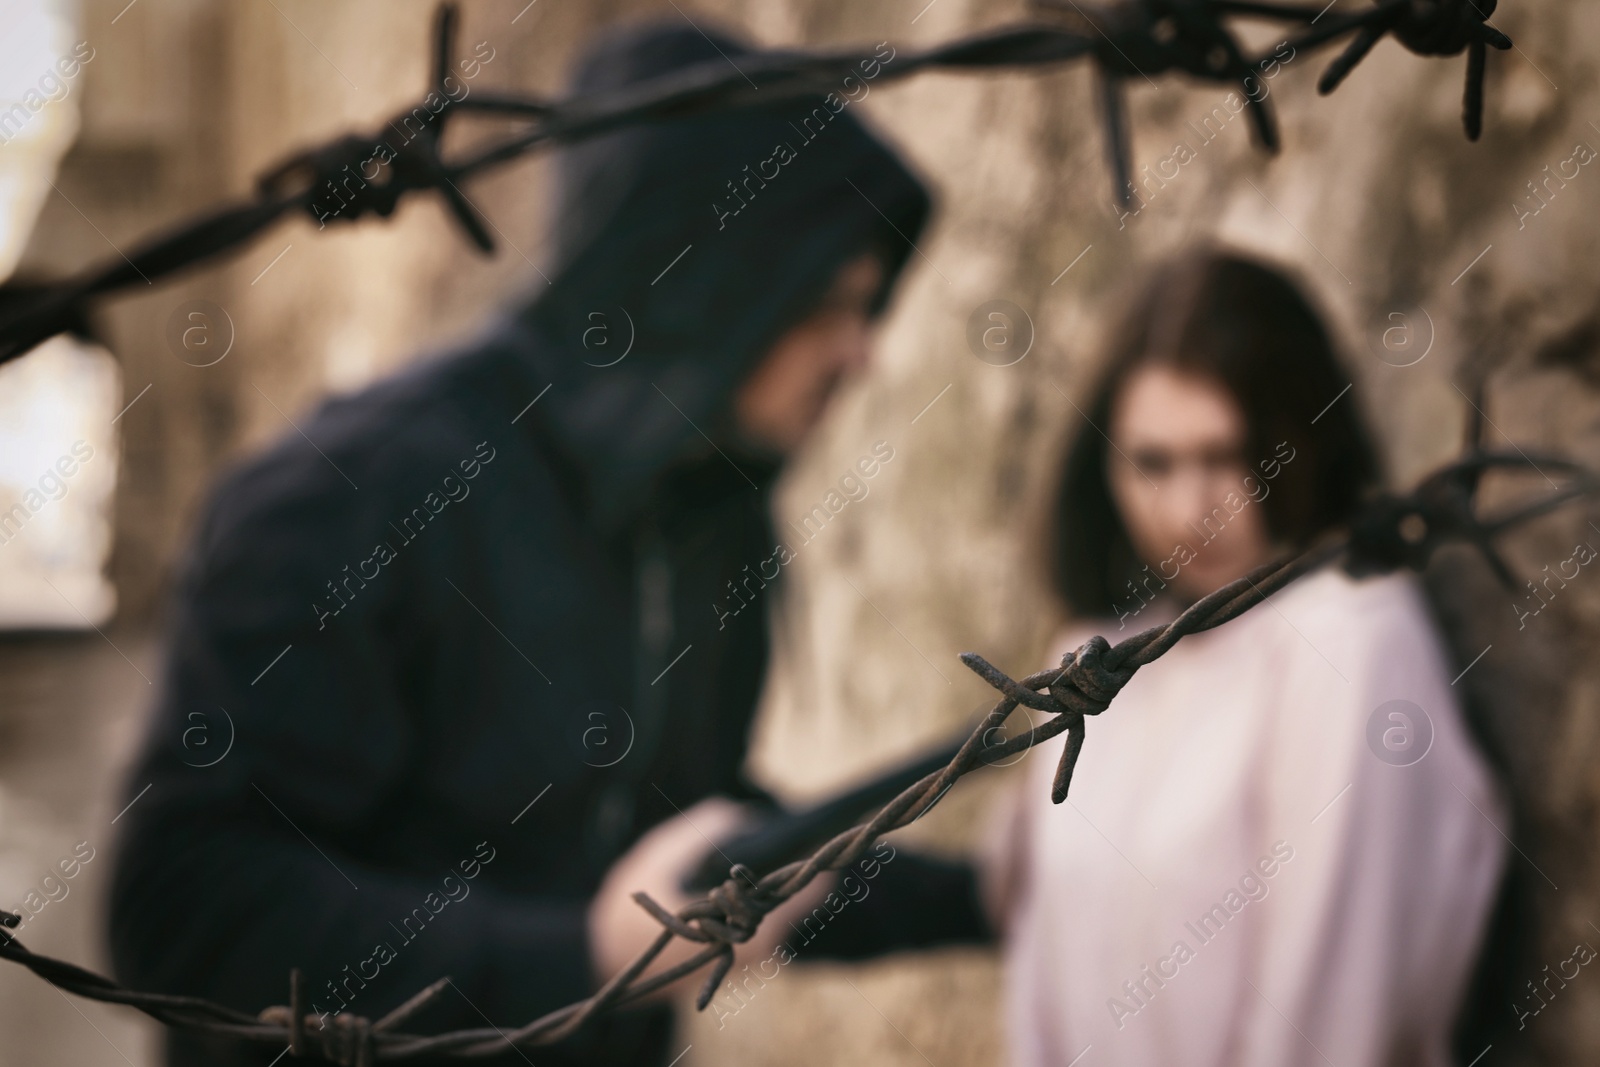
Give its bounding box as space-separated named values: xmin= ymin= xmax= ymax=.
xmin=0 ymin=1 xmax=1537 ymax=1061
xmin=0 ymin=0 xmax=1510 ymax=367
xmin=2 ymin=443 xmax=1594 ymax=1062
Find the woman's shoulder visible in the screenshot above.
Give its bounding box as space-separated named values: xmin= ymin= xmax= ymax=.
xmin=1043 ymin=567 xmax=1442 ymax=682
xmin=1045 ymin=598 xmax=1184 ymax=665
xmin=1269 ymin=566 xmax=1470 ymax=753
xmin=1275 ymin=566 xmax=1438 ymax=657
xmin=1291 ymin=562 xmax=1423 ymax=607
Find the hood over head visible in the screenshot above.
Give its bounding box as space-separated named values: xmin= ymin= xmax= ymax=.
xmin=515 ymin=19 xmax=931 ymax=529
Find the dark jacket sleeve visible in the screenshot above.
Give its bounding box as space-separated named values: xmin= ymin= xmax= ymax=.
xmin=108 ymin=425 xmax=594 ymax=1034
xmin=789 ymin=846 xmax=995 ymax=961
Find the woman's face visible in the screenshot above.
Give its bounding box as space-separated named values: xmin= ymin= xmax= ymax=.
xmin=1106 ymin=364 xmax=1272 ymax=603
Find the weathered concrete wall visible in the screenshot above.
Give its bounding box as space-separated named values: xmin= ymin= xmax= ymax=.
xmin=4 ymin=0 xmax=1599 ymax=1063
xmin=702 ymin=1 xmax=1600 ymax=1064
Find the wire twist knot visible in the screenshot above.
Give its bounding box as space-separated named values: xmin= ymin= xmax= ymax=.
xmin=699 ymin=867 xmax=768 ymax=944
xmin=1039 ymin=635 xmax=1134 ymax=802
xmin=1050 ymin=635 xmax=1134 ymax=715
xmin=1393 ymin=0 xmax=1510 ymax=56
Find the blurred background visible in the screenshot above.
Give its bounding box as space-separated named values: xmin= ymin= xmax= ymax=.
xmin=2 ymin=0 xmax=1599 ymax=1063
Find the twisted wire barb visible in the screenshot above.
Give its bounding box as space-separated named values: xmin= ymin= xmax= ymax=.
xmin=0 ymin=0 xmax=1510 ymax=366
xmin=1 ymin=445 xmax=1592 ymax=1062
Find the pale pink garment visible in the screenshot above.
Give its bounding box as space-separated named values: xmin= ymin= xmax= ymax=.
xmin=981 ymin=568 xmax=1508 ymax=1067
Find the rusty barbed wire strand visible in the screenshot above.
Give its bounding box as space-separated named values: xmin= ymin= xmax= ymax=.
xmin=0 ymin=0 xmax=1510 ymax=366
xmin=2 ymin=444 xmax=1594 ymax=1062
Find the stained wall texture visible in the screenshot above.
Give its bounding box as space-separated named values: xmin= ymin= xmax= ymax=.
xmin=1 ymin=0 xmax=1598 ymax=1064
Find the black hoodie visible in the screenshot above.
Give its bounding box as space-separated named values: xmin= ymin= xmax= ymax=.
xmin=108 ymin=19 xmax=942 ymax=1067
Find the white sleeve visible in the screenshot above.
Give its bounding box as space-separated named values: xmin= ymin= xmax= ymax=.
xmin=1236 ymin=582 xmax=1509 ymax=1066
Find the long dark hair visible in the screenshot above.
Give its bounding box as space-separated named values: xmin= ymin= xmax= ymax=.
xmin=1051 ymin=247 xmax=1381 ymax=616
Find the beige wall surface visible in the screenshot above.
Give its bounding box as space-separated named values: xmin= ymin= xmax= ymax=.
xmin=3 ymin=1 xmax=1599 ymax=1064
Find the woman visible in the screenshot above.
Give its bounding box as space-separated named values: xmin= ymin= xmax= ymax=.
xmin=982 ymin=249 xmax=1508 ymax=1065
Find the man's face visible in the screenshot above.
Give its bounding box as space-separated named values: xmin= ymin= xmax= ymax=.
xmin=733 ymin=253 xmax=885 ymax=455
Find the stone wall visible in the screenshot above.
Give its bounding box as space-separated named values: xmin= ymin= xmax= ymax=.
xmin=727 ymin=2 xmax=1600 ymax=1063
xmin=4 ymin=0 xmax=1599 ymax=1063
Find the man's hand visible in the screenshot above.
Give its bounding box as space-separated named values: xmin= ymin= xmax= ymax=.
xmin=586 ymin=796 xmax=838 ymax=999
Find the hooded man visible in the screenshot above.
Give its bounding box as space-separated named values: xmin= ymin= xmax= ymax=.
xmin=108 ymin=18 xmax=989 ymax=1067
